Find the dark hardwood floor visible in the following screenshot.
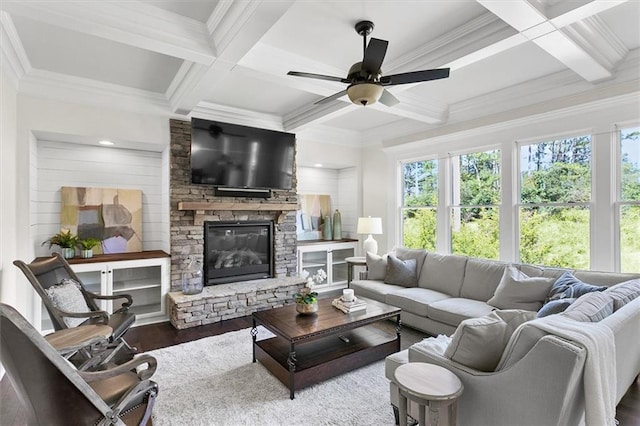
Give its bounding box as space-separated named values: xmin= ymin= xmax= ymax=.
xmin=1 ymin=314 xmax=639 ymax=425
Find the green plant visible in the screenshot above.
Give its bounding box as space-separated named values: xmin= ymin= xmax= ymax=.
xmin=77 ymin=237 xmax=101 ymax=250
xmin=42 ymin=229 xmax=78 ymax=249
xmin=294 ymin=289 xmax=319 ymax=304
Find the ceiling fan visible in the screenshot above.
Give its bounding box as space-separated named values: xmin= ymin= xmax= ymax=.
xmin=287 ymin=20 xmax=450 ymax=107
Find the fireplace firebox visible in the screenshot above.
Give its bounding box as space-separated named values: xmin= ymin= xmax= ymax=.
xmin=203 ymin=221 xmax=274 ymax=285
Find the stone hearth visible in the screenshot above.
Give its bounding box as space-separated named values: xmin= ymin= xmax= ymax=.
xmin=168 ymin=276 xmax=306 ymax=329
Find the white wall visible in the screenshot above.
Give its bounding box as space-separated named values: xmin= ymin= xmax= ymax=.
xmin=378 ymin=93 xmax=640 ymax=271
xmin=361 ymin=146 xmax=390 ymax=253
xmin=0 ymin=70 xmax=19 ymax=311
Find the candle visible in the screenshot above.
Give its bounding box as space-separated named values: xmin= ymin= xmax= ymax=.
xmin=342 ymin=288 xmax=355 ymax=302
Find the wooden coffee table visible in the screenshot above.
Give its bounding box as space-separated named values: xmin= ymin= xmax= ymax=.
xmin=252 ymin=296 xmax=401 ymax=399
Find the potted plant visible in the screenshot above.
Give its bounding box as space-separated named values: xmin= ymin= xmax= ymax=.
xmin=294 ymin=269 xmax=325 ymax=315
xmin=77 ymin=237 xmax=101 ymax=259
xmin=42 ymin=229 xmax=78 ymax=259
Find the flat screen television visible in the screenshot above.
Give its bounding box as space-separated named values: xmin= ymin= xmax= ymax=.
xmin=190 ymin=118 xmax=295 ymax=190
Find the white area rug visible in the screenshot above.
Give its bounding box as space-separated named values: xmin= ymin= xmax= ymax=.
xmin=148 ymin=326 xmax=424 ymax=426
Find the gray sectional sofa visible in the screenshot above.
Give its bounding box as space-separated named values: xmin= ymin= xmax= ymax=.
xmin=350 ymin=247 xmax=640 ymax=335
xmin=350 ymin=248 xmax=640 ymax=426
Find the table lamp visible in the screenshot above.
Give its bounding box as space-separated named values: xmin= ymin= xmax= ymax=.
xmin=357 ymin=216 xmax=383 ymax=255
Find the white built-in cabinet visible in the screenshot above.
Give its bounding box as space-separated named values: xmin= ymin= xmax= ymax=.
xmin=37 ymin=251 xmax=171 ymax=331
xmin=297 ymin=240 xmax=357 ymax=290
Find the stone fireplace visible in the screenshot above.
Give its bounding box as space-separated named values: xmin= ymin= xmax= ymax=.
xmin=203 ymin=220 xmax=273 ymax=285
xmin=167 ymin=119 xmax=305 ymax=329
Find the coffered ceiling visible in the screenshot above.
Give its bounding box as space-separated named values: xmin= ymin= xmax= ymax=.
xmin=1 ymin=0 xmax=639 ymax=146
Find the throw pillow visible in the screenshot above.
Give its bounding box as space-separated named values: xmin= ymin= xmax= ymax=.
xmin=365 ymin=252 xmax=388 ymax=280
xmin=487 ymin=266 xmax=555 ymax=311
xmin=384 ymin=255 xmax=417 ymax=287
xmin=545 ymin=272 xmax=606 ymax=303
xmin=605 ymin=279 xmax=640 ymax=310
xmin=44 ymin=278 xmax=90 ymax=328
xmin=444 ymin=309 xmax=536 ymax=372
xmin=562 ymin=292 xmax=614 ymax=322
xmin=394 ymin=247 xmax=428 ymax=277
xmin=536 ymin=298 xmax=577 ymax=318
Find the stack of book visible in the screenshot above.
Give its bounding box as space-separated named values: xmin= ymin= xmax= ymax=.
xmin=332 ymin=296 xmax=367 ymax=313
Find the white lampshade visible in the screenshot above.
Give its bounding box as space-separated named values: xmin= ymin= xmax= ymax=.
xmin=357 ymin=217 xmax=383 ymax=255
xmin=357 ymin=217 xmax=383 ymax=235
xmin=347 ymin=83 xmax=384 ymax=106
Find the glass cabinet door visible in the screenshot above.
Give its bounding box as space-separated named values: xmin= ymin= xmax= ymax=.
xmin=300 ymin=251 xmax=328 ymax=285
xmin=111 ymin=265 xmax=163 ymax=316
xmin=331 ymin=248 xmax=352 ymax=286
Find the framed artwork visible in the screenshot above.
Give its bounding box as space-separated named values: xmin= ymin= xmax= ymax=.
xmin=296 ymin=194 xmax=331 ymax=241
xmin=60 ymin=187 xmax=143 ymax=254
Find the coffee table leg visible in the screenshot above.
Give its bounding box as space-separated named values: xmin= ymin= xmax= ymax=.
xmin=287 ymin=344 xmax=296 ymax=399
xmin=251 ymin=318 xmax=258 ymax=363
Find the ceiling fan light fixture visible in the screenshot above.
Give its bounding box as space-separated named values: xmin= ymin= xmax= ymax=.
xmin=346 ymin=83 xmax=383 ymax=106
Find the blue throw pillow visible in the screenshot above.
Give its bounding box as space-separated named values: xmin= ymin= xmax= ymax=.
xmin=537 ymin=298 xmax=576 ymax=318
xmin=545 ymin=272 xmax=606 ymax=303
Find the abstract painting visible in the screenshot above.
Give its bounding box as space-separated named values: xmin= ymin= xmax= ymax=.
xmin=296 ymin=194 xmax=331 ymax=241
xmin=60 ymin=187 xmax=142 ymax=254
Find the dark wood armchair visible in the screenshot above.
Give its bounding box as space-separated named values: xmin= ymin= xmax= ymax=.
xmin=13 ymin=253 xmax=137 ymax=362
xmin=0 ymin=303 xmax=158 ymax=426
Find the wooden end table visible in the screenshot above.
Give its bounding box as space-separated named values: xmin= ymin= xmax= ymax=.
xmin=394 ymin=362 xmax=463 ymax=426
xmin=252 ymin=296 xmax=401 ymax=399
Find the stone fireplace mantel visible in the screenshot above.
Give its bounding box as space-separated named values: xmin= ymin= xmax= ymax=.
xmin=177 ymin=201 xmax=297 ymax=224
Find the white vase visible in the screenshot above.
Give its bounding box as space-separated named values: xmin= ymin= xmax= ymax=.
xmin=81 ymin=249 xmax=93 ymax=259
xmin=61 ymin=247 xmax=75 ymax=259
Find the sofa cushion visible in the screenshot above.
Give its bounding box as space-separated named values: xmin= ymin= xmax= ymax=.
xmin=418 ymin=252 xmax=468 ymax=296
xmin=487 ymin=266 xmax=555 ymax=311
xmin=562 ymin=292 xmax=614 ymax=322
xmin=515 ymin=264 xmax=569 ymax=280
xmin=384 ymin=255 xmax=418 ymax=287
xmin=365 ymin=252 xmax=387 ymax=280
xmin=386 ymin=287 xmax=451 ymax=317
xmin=495 ymin=322 xmax=549 ymax=371
xmin=395 ymin=247 xmax=428 ymax=277
xmin=536 ymin=298 xmax=577 ymax=318
xmin=573 ymin=270 xmax=640 ymax=287
xmin=604 ymin=279 xmax=640 ymax=310
xmin=426 ymin=298 xmax=495 ymax=327
xmin=350 ymin=280 xmax=405 ymax=303
xmin=460 ymin=258 xmax=508 ymax=301
xmin=444 ymin=310 xmax=536 ymax=372
xmin=545 ymin=272 xmax=606 ymax=303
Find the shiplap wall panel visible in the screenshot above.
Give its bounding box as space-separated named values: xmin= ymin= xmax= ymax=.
xmin=35 ymin=141 xmax=164 ymax=256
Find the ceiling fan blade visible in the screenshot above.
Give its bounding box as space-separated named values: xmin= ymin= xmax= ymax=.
xmin=287 ymin=71 xmax=350 ymax=83
xmin=381 ymin=68 xmax=450 ymax=86
xmin=314 ymin=89 xmax=348 ymax=105
xmin=378 ymin=89 xmax=400 ymax=107
xmin=362 ymin=38 xmax=388 ymax=75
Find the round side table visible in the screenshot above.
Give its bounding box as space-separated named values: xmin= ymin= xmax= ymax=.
xmin=393 ymin=362 xmax=463 ymax=426
xmin=345 ymin=256 xmax=366 ymax=288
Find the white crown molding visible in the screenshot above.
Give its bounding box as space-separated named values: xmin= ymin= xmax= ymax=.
xmin=283 ymin=100 xmax=357 ymax=132
xmin=387 ymin=12 xmax=517 ymax=74
xmin=369 ymin=92 xmax=449 ymax=124
xmin=563 ymin=15 xmax=628 ymax=71
xmin=19 ymin=69 xmax=172 ymax=116
xmin=384 ymin=79 xmax=640 ymax=153
xmin=0 ymin=11 xmax=30 ymax=86
xmin=207 ymin=0 xmax=261 ymax=55
xmin=165 ymin=61 xmax=212 ymax=115
xmin=0 ymin=1 xmax=215 ymax=64
xmin=191 ymin=101 xmax=283 ymax=131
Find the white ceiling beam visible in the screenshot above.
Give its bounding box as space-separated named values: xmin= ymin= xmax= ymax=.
xmin=0 ymin=11 xmax=31 ymax=86
xmin=283 ymin=101 xmax=358 ymax=132
xmin=168 ymin=0 xmax=295 ymax=114
xmin=476 ymin=0 xmax=627 ymax=82
xmin=0 ymin=1 xmax=215 ymax=64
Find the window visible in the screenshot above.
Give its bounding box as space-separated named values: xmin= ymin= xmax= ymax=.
xmin=451 ymin=150 xmax=501 ymax=259
xmin=401 ymin=159 xmax=438 ymax=250
xmin=619 ymin=125 xmax=640 ymax=272
xmin=518 ymin=136 xmax=591 ymax=269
